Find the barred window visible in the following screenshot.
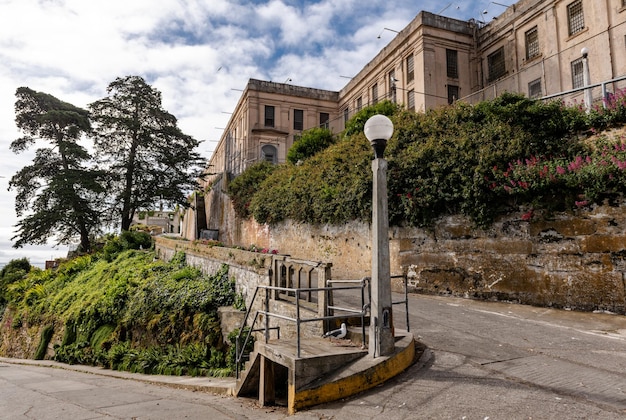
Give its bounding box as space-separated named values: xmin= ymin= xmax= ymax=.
xmin=293 ymin=109 xmax=303 ymax=131
xmin=447 ymin=85 xmax=459 ymax=104
xmin=372 ymin=83 xmax=378 ymax=104
xmin=264 ymin=105 xmax=275 ymax=127
xmin=319 ymin=112 xmax=329 ymax=129
xmin=356 ymin=96 xmax=362 ymax=111
xmin=487 ymin=47 xmax=506 ymax=82
xmin=407 ymin=90 xmax=415 ymax=111
xmin=525 ymin=27 xmax=539 ymax=60
xmin=446 ymin=49 xmax=458 ymax=79
xmin=571 ymin=58 xmax=584 ymax=89
xmin=567 ymin=0 xmax=584 ymax=36
xmin=343 ymin=107 xmax=349 ymax=125
xmin=406 ymin=54 xmax=415 ymax=83
xmin=528 ymin=78 xmax=542 ymax=98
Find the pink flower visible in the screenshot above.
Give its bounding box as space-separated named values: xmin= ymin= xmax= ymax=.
xmin=521 ymin=209 xmax=534 ymax=221
xmin=556 ymin=166 xmax=566 ymax=175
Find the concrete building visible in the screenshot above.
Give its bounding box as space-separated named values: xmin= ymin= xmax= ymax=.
xmin=184 ymin=0 xmax=626 ymax=242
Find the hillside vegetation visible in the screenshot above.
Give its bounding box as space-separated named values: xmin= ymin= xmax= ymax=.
xmin=0 ymin=232 xmax=241 ymax=377
xmin=229 ymin=92 xmax=626 ymax=228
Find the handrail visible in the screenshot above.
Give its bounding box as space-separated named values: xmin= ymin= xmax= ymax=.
xmin=235 ymin=279 xmax=369 ymax=377
xmin=391 ymin=274 xmax=410 ymax=332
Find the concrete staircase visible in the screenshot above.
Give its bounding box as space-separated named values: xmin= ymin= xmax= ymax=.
xmin=234 ymin=330 xmax=415 ymax=414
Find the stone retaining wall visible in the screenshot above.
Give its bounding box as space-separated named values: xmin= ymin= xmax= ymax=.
xmin=240 ymin=205 xmax=626 ymax=314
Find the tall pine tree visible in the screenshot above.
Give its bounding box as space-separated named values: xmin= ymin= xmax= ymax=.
xmin=89 ymin=76 xmax=205 ymax=231
xmin=9 ymin=87 xmax=105 ymax=252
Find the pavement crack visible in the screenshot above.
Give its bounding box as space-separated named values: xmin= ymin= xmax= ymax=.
xmin=480 ymin=355 xmax=533 ymax=366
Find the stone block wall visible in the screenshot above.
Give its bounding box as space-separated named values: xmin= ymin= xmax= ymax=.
xmin=239 ymin=206 xmax=626 ymax=315
xmin=155 ymin=237 xmax=326 ymax=339
xmin=162 ymin=200 xmax=626 ymax=316
xmin=398 ymin=208 xmax=626 ymax=314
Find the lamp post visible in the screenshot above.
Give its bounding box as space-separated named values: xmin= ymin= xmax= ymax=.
xmin=581 ymin=47 xmax=592 ymax=113
xmin=364 ymin=114 xmax=395 ymax=358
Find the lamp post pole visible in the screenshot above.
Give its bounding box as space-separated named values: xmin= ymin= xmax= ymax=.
xmin=581 ymin=47 xmax=592 ymax=113
xmin=364 ymin=114 xmax=395 ymax=358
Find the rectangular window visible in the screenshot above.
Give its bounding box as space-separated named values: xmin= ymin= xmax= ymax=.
xmin=447 ymin=85 xmax=459 ymax=104
xmin=356 ymin=96 xmax=362 ymax=111
xmin=446 ymin=49 xmax=458 ymax=79
xmin=525 ymin=26 xmax=539 ymax=60
xmin=264 ymin=105 xmax=275 ymax=127
xmin=319 ymin=112 xmax=329 ymax=129
xmin=487 ymin=47 xmax=506 ymax=82
xmin=343 ymin=107 xmax=349 ymax=125
xmin=567 ymin=0 xmax=584 ymax=36
xmin=293 ymin=109 xmax=303 ymax=131
xmin=406 ymin=54 xmax=415 ymax=83
xmin=571 ymin=57 xmax=584 ymax=89
xmin=372 ymin=83 xmax=378 ymax=104
xmin=528 ymin=78 xmax=542 ymax=98
xmin=389 ymin=69 xmax=397 ymax=102
xmin=407 ymin=90 xmax=415 ymax=111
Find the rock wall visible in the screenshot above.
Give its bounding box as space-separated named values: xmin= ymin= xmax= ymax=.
xmin=232 ymin=205 xmax=626 ymax=315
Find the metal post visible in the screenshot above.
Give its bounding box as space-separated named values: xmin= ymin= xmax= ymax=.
xmin=582 ymin=47 xmax=592 ymax=113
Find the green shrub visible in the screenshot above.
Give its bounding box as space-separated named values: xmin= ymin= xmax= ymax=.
xmin=34 ymin=325 xmax=54 ymax=360
xmin=287 ymin=127 xmax=336 ymax=164
xmin=227 ymin=161 xmax=277 ymax=218
xmin=102 ymin=231 xmax=152 ymax=262
xmin=0 ymin=258 xmax=31 ymax=307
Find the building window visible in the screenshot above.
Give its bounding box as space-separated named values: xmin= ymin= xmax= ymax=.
xmin=320 ymin=112 xmax=329 ymax=129
xmin=372 ymin=83 xmax=378 ymax=104
xmin=447 ymin=85 xmax=459 ymax=104
xmin=406 ymin=54 xmax=415 ymax=83
xmin=567 ymin=0 xmax=584 ymax=36
xmin=356 ymin=96 xmax=362 ymax=111
xmin=571 ymin=57 xmax=584 ymax=89
xmin=264 ymin=105 xmax=275 ymax=127
xmin=446 ymin=49 xmax=458 ymax=79
xmin=293 ymin=109 xmax=303 ymax=131
xmin=261 ymin=144 xmax=277 ymax=164
xmin=389 ymin=69 xmax=397 ymax=103
xmin=343 ymin=107 xmax=349 ymax=125
xmin=525 ymin=26 xmax=539 ymax=60
xmin=528 ymin=78 xmax=542 ymax=98
xmin=407 ymin=89 xmax=415 ymax=111
xmin=487 ymin=47 xmax=506 ymax=82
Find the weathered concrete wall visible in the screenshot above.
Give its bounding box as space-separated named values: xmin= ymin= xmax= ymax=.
xmin=240 ymin=205 xmax=626 ymax=315
xmin=155 ymin=238 xmax=324 ymax=339
xmin=398 ymin=208 xmax=626 ymax=314
xmin=167 ymin=201 xmax=626 ymax=316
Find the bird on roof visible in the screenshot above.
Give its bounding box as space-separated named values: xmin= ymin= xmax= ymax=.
xmin=323 ymin=322 xmax=347 ymax=342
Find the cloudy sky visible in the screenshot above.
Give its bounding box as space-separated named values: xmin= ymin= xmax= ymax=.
xmin=0 ymin=0 xmax=515 ymax=267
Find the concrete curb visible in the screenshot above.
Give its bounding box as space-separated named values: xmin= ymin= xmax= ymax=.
xmin=290 ymin=332 xmax=417 ymax=413
xmin=0 ymin=357 xmax=236 ymax=395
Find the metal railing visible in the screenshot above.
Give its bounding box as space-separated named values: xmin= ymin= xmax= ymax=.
xmin=539 ymin=75 xmax=626 ymax=109
xmin=391 ymin=274 xmax=410 ymax=332
xmin=235 ymin=278 xmax=370 ymax=378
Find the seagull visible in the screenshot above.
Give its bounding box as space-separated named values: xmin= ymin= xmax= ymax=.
xmin=323 ymin=322 xmax=347 ymax=342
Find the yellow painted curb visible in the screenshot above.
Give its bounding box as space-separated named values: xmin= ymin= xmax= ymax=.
xmin=289 ymin=333 xmax=416 ymax=414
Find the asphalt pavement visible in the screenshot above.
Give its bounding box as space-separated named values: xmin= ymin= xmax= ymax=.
xmin=1 ymin=293 xmax=625 ymax=419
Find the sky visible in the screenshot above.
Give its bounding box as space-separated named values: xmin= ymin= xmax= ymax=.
xmin=0 ymin=0 xmax=516 ymax=268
